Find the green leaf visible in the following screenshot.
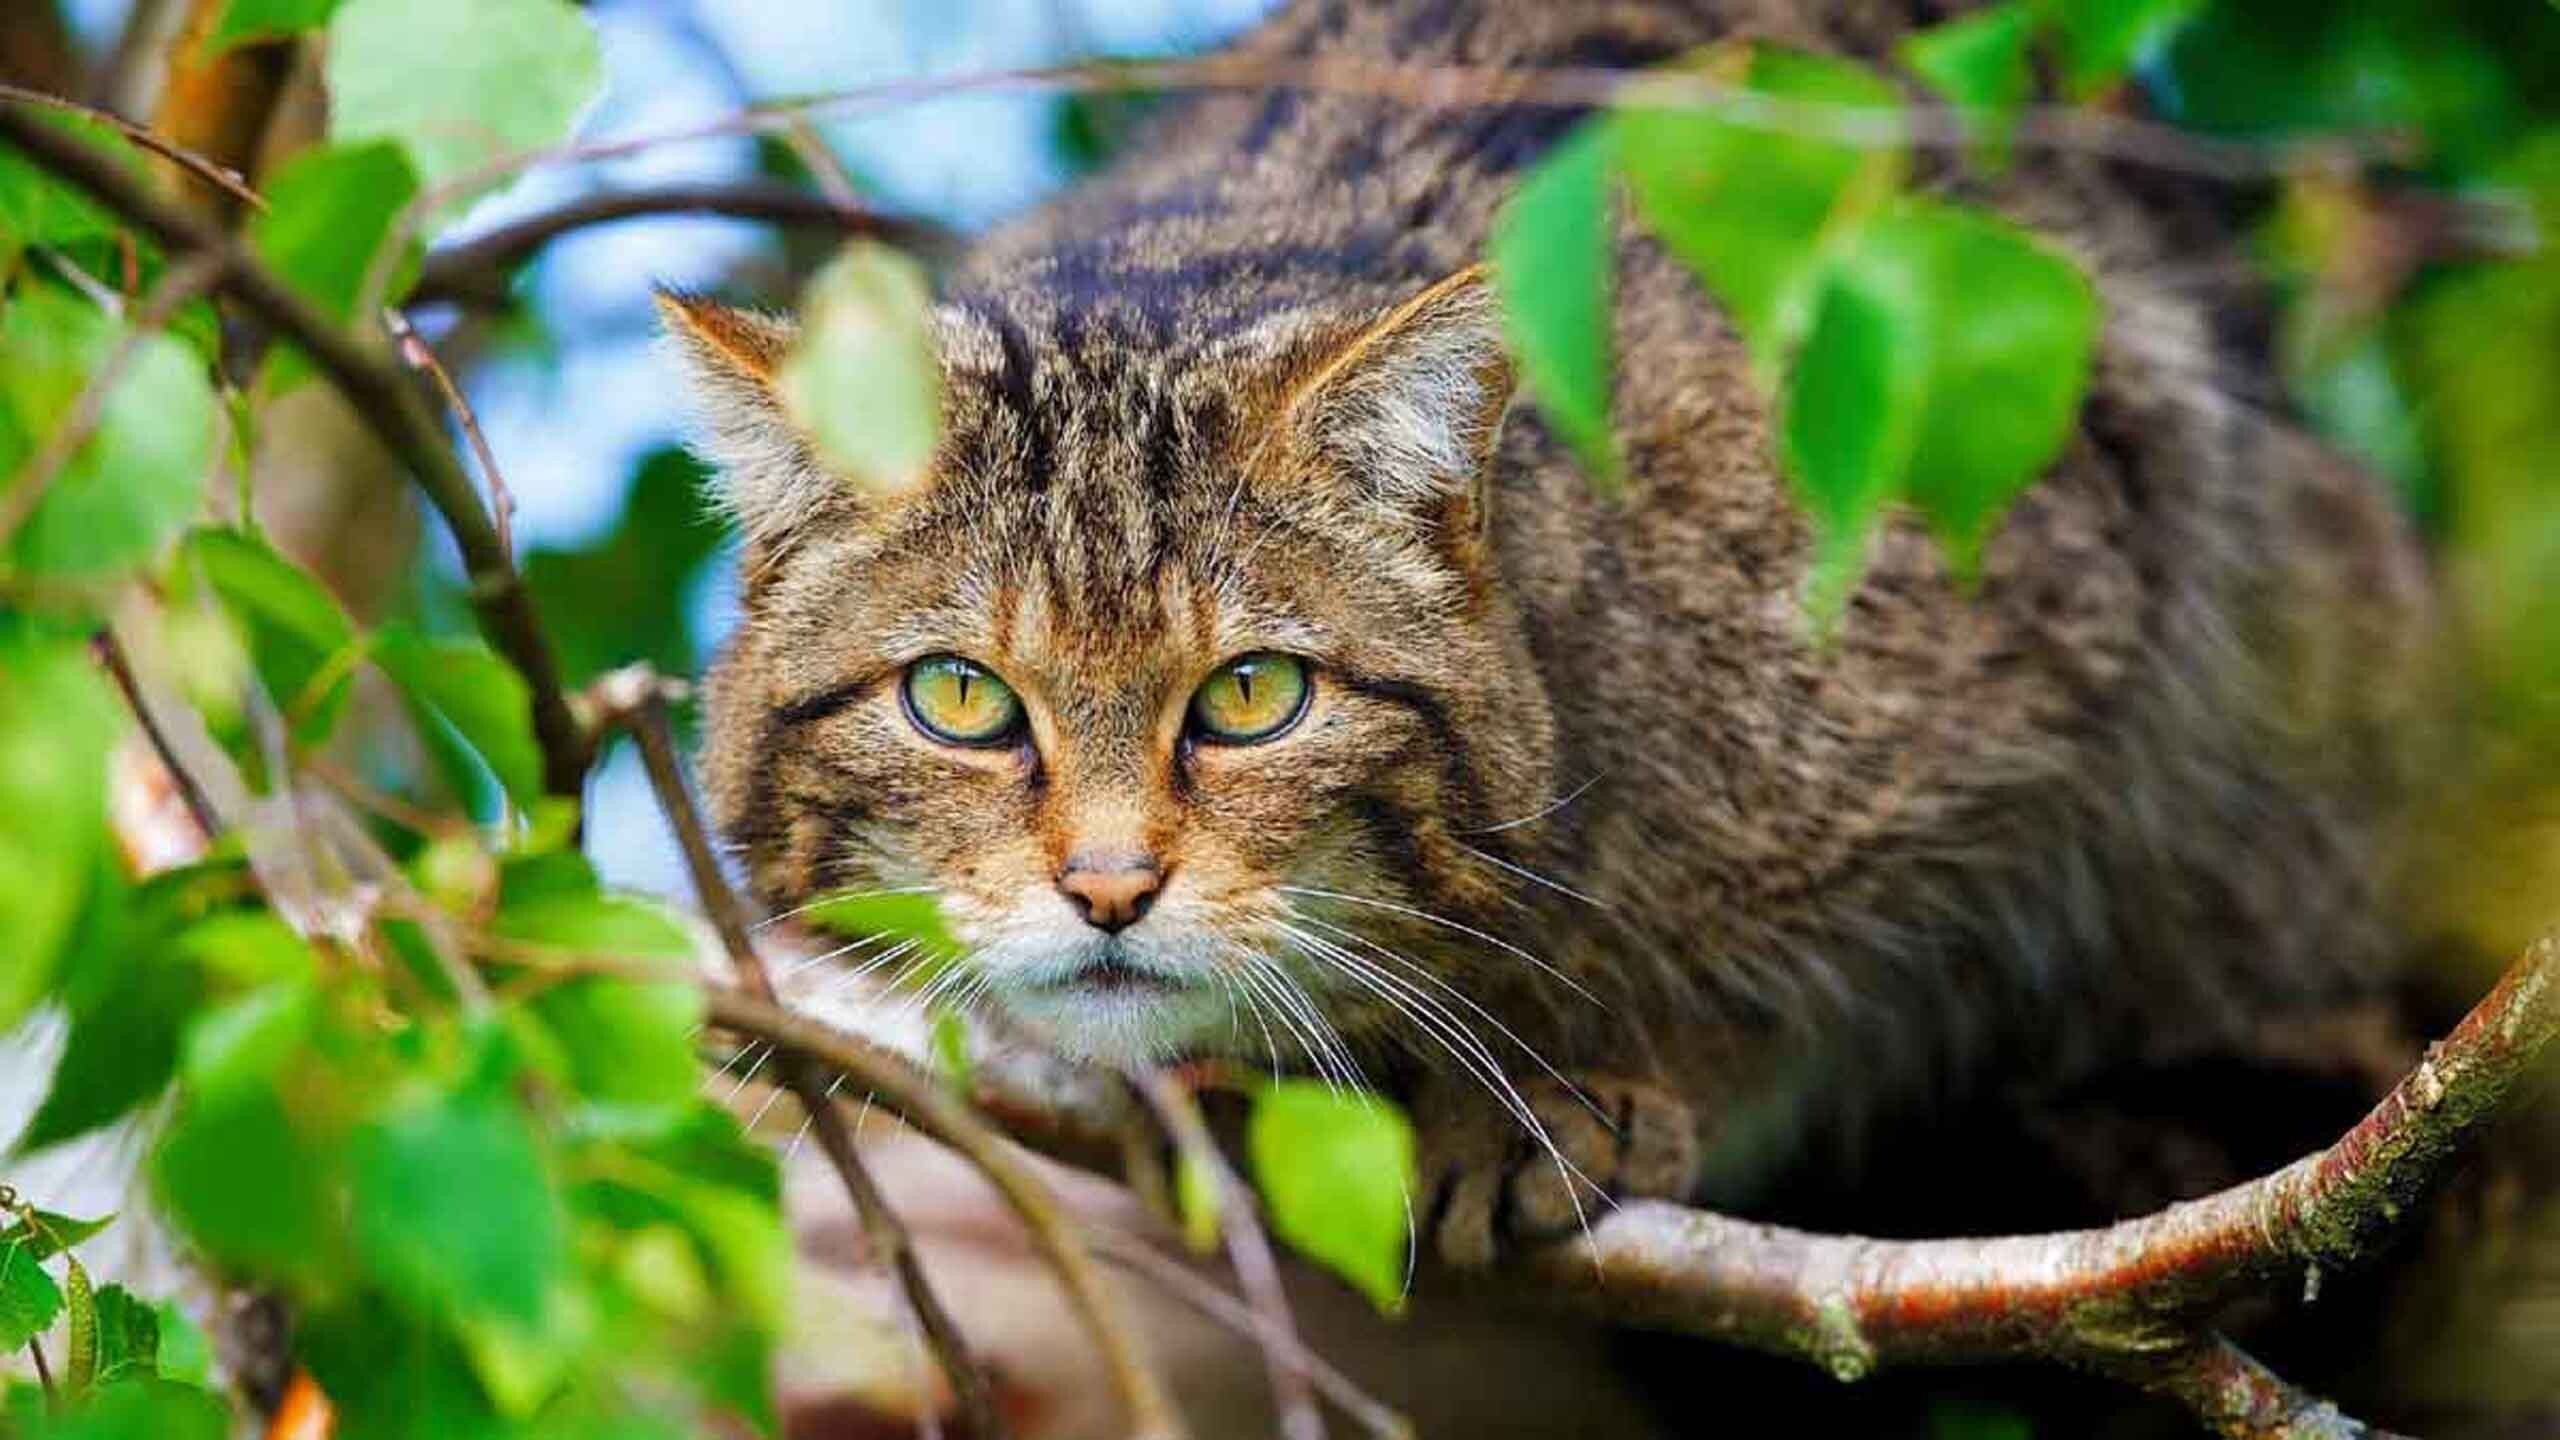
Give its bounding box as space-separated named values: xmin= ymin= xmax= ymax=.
xmin=179 ymin=979 xmax=318 ymax=1109
xmin=0 ymin=1212 xmax=112 ymax=1263
xmin=350 ymin=1087 xmax=565 ymax=1331
xmin=0 ymin=623 xmax=118 ymax=1033
xmin=522 ymin=976 xmax=703 ymax=1108
xmin=372 ymin=625 xmax=545 ymax=811
xmin=1246 ymin=1082 xmax=1416 ymax=1314
xmin=2046 ymin=0 xmax=2204 ymax=100
xmin=1491 ymin=125 xmax=1619 ymax=491
xmin=324 ymin=0 xmax=601 ymax=215
xmin=800 ymin=889 xmax=958 ymax=956
xmin=1175 ymin=1150 xmax=1222 ymax=1256
xmin=17 ymin=948 xmax=201 ymax=1153
xmin=0 ymin=113 xmax=140 ymax=253
xmin=1779 ymin=199 xmax=2097 ymax=612
xmin=0 ymin=1238 xmax=64 ymax=1349
xmin=1900 ymin=3 xmax=2036 ymax=165
xmin=88 ymin=1287 xmax=158 ymax=1389
xmin=175 ymin=527 xmax=360 ymax=746
xmin=1617 ymin=44 xmax=1907 ymax=369
xmin=246 ymin=140 xmax=421 ymax=383
xmin=153 ymin=1087 xmax=335 ymax=1286
xmin=1 ymin=287 xmax=219 ymax=580
xmin=150 ymin=1301 xmax=211 ymax=1385
xmin=521 ymin=447 xmax=726 ymax=686
xmin=209 ymin=0 xmax=344 ymax=52
xmin=929 ymin=1008 xmax=974 ymax=1095
xmin=777 ymin=241 xmax=944 ymax=495
xmin=24 ymin=1379 xmax=231 ymax=1440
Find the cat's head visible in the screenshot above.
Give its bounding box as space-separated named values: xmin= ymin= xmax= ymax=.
xmin=661 ymin=268 xmax=1556 ymax=1066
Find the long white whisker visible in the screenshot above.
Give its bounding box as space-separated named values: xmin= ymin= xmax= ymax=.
xmin=1276 ymin=885 xmax=1603 ymax=1007
xmin=1459 ymin=842 xmax=1610 ymax=910
xmin=1466 ymin=773 xmax=1605 ymax=835
xmin=752 ymin=885 xmax=937 ymax=933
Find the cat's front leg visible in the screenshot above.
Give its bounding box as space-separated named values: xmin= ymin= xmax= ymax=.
xmin=1414 ymin=1072 xmax=1701 ymax=1268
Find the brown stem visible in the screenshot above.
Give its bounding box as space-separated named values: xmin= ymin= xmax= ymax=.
xmin=25 ymin=1337 xmax=53 ymax=1402
xmin=1129 ymin=1069 xmax=1326 ymax=1440
xmin=2102 ymin=1334 xmax=2410 ymax=1440
xmin=0 ymin=81 xmax=265 ymax=211
xmin=700 ymin=984 xmax=1188 ymax=1440
xmin=92 ymin=625 xmax=222 ymax=840
xmin=611 ymin=667 xmax=1008 ymax=1440
xmin=0 ymin=98 xmax=590 ymax=798
xmin=384 ymin=309 xmax=516 ymax=562
xmin=407 ymin=182 xmax=953 ymax=307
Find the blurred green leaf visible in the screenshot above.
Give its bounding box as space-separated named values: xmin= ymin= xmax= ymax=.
xmin=2 ymin=286 xmax=219 ymax=580
xmin=1247 ymin=1082 xmax=1416 ymax=1314
xmin=1900 ymin=3 xmax=2035 ymax=163
xmin=176 ymin=527 xmax=360 ymax=747
xmin=180 ymin=979 xmax=318 ymax=1109
xmin=801 ymin=889 xmax=958 ymax=957
xmin=524 ymin=977 xmax=703 ymax=1109
xmin=150 ymin=1301 xmax=210 ymax=1386
xmin=374 ymin=624 xmax=545 ymax=811
xmin=247 ymin=140 xmax=421 ymax=384
xmin=350 ymin=1084 xmax=566 ymax=1332
xmin=778 ymin=241 xmax=944 ymax=494
xmin=153 ymin=1086 xmax=335 ymax=1287
xmin=209 ymin=0 xmax=343 ymax=52
xmin=1492 ymin=125 xmax=1619 ymax=491
xmin=0 ymin=112 xmax=139 ymax=254
xmin=0 ymin=623 xmax=117 ymax=1033
xmin=325 ymin=0 xmax=602 ymax=216
xmin=0 ymin=1237 xmax=64 ymax=1349
xmin=2048 ymin=0 xmax=2204 ymax=99
xmin=0 ymin=1211 xmax=112 ymax=1263
xmin=929 ymin=1007 xmax=974 ymax=1095
xmin=17 ymin=946 xmax=201 ymax=1154
xmin=298 ymin=1300 xmax=501 ymax=1440
xmin=1618 ymin=44 xmax=1906 ymax=369
xmin=521 ymin=448 xmax=726 ymax=686
xmin=20 ymin=1379 xmax=230 ymax=1440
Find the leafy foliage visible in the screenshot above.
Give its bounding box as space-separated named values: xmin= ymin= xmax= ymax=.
xmin=777 ymin=241 xmax=944 ymax=495
xmin=1247 ymin=1081 xmax=1417 ymax=1314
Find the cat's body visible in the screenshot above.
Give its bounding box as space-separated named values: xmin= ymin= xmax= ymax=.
xmin=667 ymin=0 xmax=2434 ymax=1258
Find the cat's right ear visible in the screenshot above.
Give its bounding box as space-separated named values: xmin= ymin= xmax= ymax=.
xmin=654 ymin=290 xmax=835 ymax=548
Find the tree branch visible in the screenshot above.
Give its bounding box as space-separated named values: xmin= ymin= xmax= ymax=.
xmin=409 ymin=183 xmax=954 ymax=308
xmin=0 ymin=97 xmax=591 ymax=798
xmin=604 ymin=666 xmax=1012 ymax=1440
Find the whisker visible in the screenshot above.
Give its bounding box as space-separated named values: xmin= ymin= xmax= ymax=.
xmin=1276 ymin=884 xmax=1604 ymax=1008
xmin=1466 ymin=773 xmax=1605 ymax=835
xmin=751 ymin=885 xmax=937 ymax=933
xmin=1459 ymin=842 xmax=1611 ymax=909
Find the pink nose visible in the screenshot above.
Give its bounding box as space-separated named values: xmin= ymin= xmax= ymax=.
xmin=1057 ymin=852 xmax=1163 ymax=933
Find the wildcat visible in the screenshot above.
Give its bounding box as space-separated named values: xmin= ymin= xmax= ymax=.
xmin=660 ymin=0 xmax=2434 ymax=1267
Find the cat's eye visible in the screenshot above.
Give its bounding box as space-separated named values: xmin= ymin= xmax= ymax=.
xmin=1188 ymin=653 xmax=1311 ymax=744
xmin=902 ymin=656 xmax=1024 ymax=746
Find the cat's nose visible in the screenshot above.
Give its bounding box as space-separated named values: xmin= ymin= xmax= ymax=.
xmin=1057 ymin=850 xmax=1163 ymax=933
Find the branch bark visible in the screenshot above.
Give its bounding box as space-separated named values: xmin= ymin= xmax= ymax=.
xmin=0 ymin=97 xmax=590 ymax=798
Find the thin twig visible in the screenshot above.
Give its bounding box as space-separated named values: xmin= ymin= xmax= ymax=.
xmin=25 ymin=1338 xmax=53 ymax=1401
xmin=1090 ymin=1227 xmax=1412 ymax=1440
xmin=608 ymin=666 xmax=1009 ymax=1440
xmin=0 ymin=81 xmax=266 ymax=211
xmin=407 ymin=182 xmax=953 ymax=307
xmin=1129 ymin=1069 xmax=1326 ymax=1440
xmin=0 ymin=253 xmax=225 ymax=550
xmin=2102 ymin=1334 xmax=2409 ymax=1440
xmin=92 ymin=625 xmax=222 ymax=839
xmin=383 ymin=309 xmax=516 ymax=563
xmin=0 ymin=101 xmax=590 ymax=798
xmin=699 ymin=983 xmax=1189 ymax=1440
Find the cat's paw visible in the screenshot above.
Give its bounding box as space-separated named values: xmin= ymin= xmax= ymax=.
xmin=1416 ymin=1074 xmax=1700 ymax=1269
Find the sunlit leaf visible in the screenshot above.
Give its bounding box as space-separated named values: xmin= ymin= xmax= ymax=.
xmin=16 ymin=948 xmax=200 ymax=1154
xmin=209 ymin=0 xmax=343 ymax=52
xmin=21 ymin=1378 xmax=230 ymax=1439
xmin=0 ymin=1211 xmax=112 ymax=1262
xmin=777 ymin=241 xmax=943 ymax=495
xmin=246 ymin=140 xmax=421 ymax=384
xmin=801 ymin=889 xmax=959 ymax=957
xmin=1492 ymin=125 xmax=1618 ymax=490
xmin=0 ymin=623 xmax=117 ymax=1033
xmin=2048 ymin=0 xmax=2205 ymax=100
xmin=87 ymin=1287 xmax=158 ymax=1389
xmin=152 ymin=1087 xmax=334 ymax=1287
xmin=1617 ymin=44 xmax=1907 ymax=369
xmin=373 ymin=625 xmax=545 ymax=812
xmin=175 ymin=527 xmax=359 ymax=747
xmin=324 ymin=0 xmax=601 ymax=216
xmin=1247 ymin=1082 xmax=1416 ymax=1314
xmin=0 ymin=1237 xmax=63 ymax=1349
xmin=1900 ymin=3 xmax=2036 ymax=165
xmin=350 ymin=1086 xmax=565 ymax=1332
xmin=1 ymin=287 xmax=218 ymax=580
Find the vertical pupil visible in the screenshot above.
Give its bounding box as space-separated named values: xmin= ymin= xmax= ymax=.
xmin=955 ymin=668 xmax=973 ymax=710
xmin=1235 ymin=667 xmax=1255 ymax=707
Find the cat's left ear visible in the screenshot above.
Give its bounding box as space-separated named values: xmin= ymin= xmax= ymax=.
xmin=1286 ymin=264 xmax=1515 ymax=541
xmin=655 ymin=290 xmax=840 ymax=549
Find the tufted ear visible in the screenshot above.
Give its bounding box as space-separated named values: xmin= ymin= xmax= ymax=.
xmin=1286 ymin=265 xmax=1516 ymax=537
xmin=655 ymin=290 xmax=837 ymax=548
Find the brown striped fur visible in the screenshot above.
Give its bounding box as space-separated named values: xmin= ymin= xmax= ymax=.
xmin=663 ymin=0 xmax=2436 ymax=1253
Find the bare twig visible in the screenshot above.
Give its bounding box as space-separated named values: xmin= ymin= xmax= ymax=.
xmin=25 ymin=1337 xmax=53 ymax=1401
xmin=699 ymin=984 xmax=1189 ymax=1440
xmin=92 ymin=625 xmax=222 ymax=840
xmin=2104 ymin=1334 xmax=2409 ymax=1440
xmin=383 ymin=309 xmax=516 ymax=562
xmin=0 ymin=80 xmax=265 ymax=211
xmin=0 ymin=99 xmax=590 ymax=798
xmin=0 ymin=253 xmax=225 ymax=550
xmin=408 ymin=182 xmax=953 ymax=307
xmin=1090 ymin=1227 xmax=1413 ymax=1440
xmin=1129 ymin=1069 xmax=1326 ymax=1440
xmin=605 ymin=664 xmax=1012 ymax=1440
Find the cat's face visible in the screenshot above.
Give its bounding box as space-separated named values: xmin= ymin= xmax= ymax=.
xmin=666 ymin=271 xmax=1556 ymax=1066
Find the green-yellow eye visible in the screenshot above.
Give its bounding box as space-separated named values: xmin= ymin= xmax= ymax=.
xmin=902 ymin=656 xmax=1023 ymax=745
xmin=1189 ymin=653 xmax=1310 ymax=744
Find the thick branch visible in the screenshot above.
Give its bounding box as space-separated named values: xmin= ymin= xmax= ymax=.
xmin=0 ymin=98 xmax=590 ymax=798
xmin=609 ymin=667 xmax=1010 ymax=1440
xmin=410 ymin=184 xmax=953 ymax=306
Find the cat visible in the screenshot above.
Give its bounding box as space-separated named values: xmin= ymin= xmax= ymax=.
xmin=660 ymin=0 xmax=2435 ymax=1268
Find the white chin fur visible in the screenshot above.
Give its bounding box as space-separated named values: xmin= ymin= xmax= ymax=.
xmin=988 ymin=979 xmax=1234 ymax=1068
